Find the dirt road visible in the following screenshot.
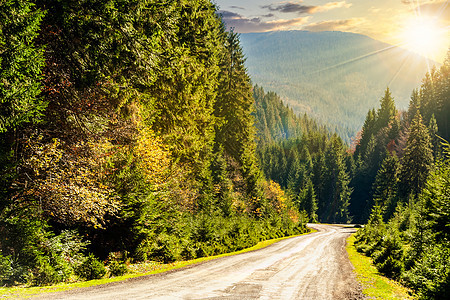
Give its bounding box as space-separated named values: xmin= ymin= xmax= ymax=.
xmin=44 ymin=224 xmax=364 ymax=300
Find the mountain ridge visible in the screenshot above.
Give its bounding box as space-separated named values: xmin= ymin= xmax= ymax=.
xmin=240 ymin=30 xmax=439 ymax=139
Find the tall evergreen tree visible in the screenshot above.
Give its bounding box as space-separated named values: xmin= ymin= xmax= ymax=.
xmin=407 ymin=89 xmax=421 ymax=124
xmin=399 ymin=112 xmax=434 ymax=199
xmin=372 ymin=152 xmax=399 ymax=219
xmin=355 ymin=108 xmax=376 ymax=158
xmin=298 ymin=177 xmax=318 ymax=222
xmin=215 ymin=30 xmax=261 ymax=198
xmin=0 ymin=0 xmax=46 ymax=133
xmin=376 ymin=87 xmax=397 ymax=132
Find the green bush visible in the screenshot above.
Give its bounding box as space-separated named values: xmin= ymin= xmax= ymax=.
xmin=373 ymin=234 xmax=404 ymax=279
xmin=402 ymin=243 xmax=450 ymax=300
xmin=0 ymin=253 xmax=12 ymax=283
xmin=75 ymin=254 xmax=106 ymax=280
xmin=108 ymin=261 xmax=128 ymax=277
xmin=30 ymin=257 xmax=66 ymax=286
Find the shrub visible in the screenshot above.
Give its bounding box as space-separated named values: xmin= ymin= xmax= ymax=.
xmin=30 ymin=257 xmax=65 ymax=286
xmin=0 ymin=253 xmax=12 ymax=283
xmin=108 ymin=261 xmax=128 ymax=277
xmin=75 ymin=254 xmax=106 ymax=280
xmin=402 ymin=242 xmax=450 ymax=300
xmin=373 ymin=233 xmax=405 ymax=279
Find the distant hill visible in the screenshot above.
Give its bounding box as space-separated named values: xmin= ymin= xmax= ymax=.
xmin=241 ymin=30 xmax=439 ymax=139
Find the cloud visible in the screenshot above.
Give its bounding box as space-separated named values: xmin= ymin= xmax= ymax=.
xmin=416 ymin=1 xmax=450 ymax=23
xmin=218 ymin=10 xmax=310 ymax=33
xmin=369 ymin=6 xmax=381 ymax=13
xmin=262 ymin=1 xmax=352 ymax=15
xmin=230 ymin=5 xmax=245 ymax=10
xmin=303 ymin=18 xmax=365 ymax=32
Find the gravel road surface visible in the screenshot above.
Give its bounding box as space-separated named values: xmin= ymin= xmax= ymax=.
xmin=43 ymin=224 xmax=364 ymax=300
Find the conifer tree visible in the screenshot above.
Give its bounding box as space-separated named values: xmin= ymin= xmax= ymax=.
xmin=419 ymin=68 xmax=439 ymax=123
xmin=399 ymin=112 xmax=434 ymax=199
xmin=298 ymin=177 xmax=318 ymax=222
xmin=355 ymin=108 xmax=376 ymax=158
xmin=435 ymin=51 xmax=450 ymax=140
xmin=407 ymin=89 xmax=421 ymax=124
xmin=0 ymin=0 xmax=46 ymax=133
xmin=372 ymin=152 xmax=399 ymax=219
xmin=215 ymin=30 xmax=261 ymax=198
xmin=428 ymin=114 xmax=440 ymax=157
xmin=376 ymin=87 xmax=397 ymax=132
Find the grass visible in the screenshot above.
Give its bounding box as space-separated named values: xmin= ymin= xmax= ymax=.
xmin=0 ymin=229 xmax=313 ymax=299
xmin=346 ymin=234 xmax=415 ymax=300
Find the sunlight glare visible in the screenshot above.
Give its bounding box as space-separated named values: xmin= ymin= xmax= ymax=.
xmin=401 ymin=18 xmax=446 ymax=59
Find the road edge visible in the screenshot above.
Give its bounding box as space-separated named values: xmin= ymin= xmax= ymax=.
xmin=346 ymin=233 xmax=415 ymax=300
xmin=0 ymin=228 xmax=317 ymax=299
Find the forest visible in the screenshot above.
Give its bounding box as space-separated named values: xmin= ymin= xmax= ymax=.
xmin=0 ymin=0 xmax=449 ymax=298
xmin=0 ymin=0 xmax=305 ymax=285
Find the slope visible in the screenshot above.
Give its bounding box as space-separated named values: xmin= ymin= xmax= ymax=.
xmin=241 ymin=30 xmax=438 ymax=138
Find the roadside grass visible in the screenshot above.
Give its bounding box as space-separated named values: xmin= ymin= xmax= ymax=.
xmin=0 ymin=229 xmax=314 ymax=299
xmin=346 ymin=234 xmax=415 ymax=300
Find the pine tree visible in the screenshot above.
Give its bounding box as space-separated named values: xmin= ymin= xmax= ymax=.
xmin=355 ymin=108 xmax=376 ymax=158
xmin=0 ymin=0 xmax=46 ymax=133
xmin=399 ymin=112 xmax=434 ymax=199
xmin=428 ymin=114 xmax=440 ymax=157
xmin=372 ymin=152 xmax=399 ymax=219
xmin=322 ymin=135 xmax=352 ymax=223
xmin=215 ymin=30 xmax=261 ymax=198
xmin=407 ymin=89 xmax=421 ymax=124
xmin=435 ymin=50 xmax=450 ymax=140
xmin=376 ymin=87 xmax=397 ymax=132
xmin=298 ymin=177 xmax=318 ymax=222
xmin=419 ymin=68 xmax=439 ymax=123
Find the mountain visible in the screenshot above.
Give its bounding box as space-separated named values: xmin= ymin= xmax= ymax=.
xmin=240 ymin=30 xmax=439 ymax=139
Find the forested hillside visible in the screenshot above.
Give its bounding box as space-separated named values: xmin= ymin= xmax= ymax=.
xmin=0 ymin=0 xmax=305 ymax=286
xmin=240 ymin=30 xmax=438 ymax=140
xmin=252 ymin=50 xmax=450 ymax=298
xmin=254 ymin=88 xmax=352 ymax=224
xmin=253 ymin=85 xmax=325 ymax=147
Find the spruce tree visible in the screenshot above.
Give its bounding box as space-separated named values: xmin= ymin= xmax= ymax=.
xmin=399 ymin=112 xmax=434 ymax=199
xmin=376 ymin=87 xmax=397 ymax=132
xmin=355 ymin=108 xmax=376 ymax=158
xmin=372 ymin=152 xmax=399 ymax=219
xmin=298 ymin=177 xmax=318 ymax=223
xmin=0 ymin=0 xmax=46 ymax=133
xmin=215 ymin=30 xmax=261 ymax=198
xmin=407 ymin=89 xmax=421 ymax=124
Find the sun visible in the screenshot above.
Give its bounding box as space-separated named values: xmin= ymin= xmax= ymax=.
xmin=400 ymin=17 xmax=446 ymax=59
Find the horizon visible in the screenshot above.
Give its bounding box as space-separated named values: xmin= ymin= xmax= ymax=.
xmin=214 ymin=0 xmax=450 ymax=63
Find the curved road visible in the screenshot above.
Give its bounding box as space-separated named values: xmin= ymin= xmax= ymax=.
xmin=46 ymin=224 xmax=364 ymax=300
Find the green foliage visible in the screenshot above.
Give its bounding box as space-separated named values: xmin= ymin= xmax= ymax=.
xmin=0 ymin=253 xmax=12 ymax=283
xmin=399 ymin=112 xmax=434 ymax=199
xmin=402 ymin=243 xmax=450 ymax=300
xmin=355 ymin=146 xmax=450 ymax=298
xmin=75 ymin=254 xmax=106 ymax=280
xmin=0 ymin=0 xmax=47 ymax=132
xmin=372 ymin=152 xmax=400 ymax=219
xmin=107 ymin=261 xmax=128 ymax=277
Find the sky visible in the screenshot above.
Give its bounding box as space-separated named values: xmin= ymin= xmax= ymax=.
xmin=213 ymin=0 xmax=450 ymax=62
